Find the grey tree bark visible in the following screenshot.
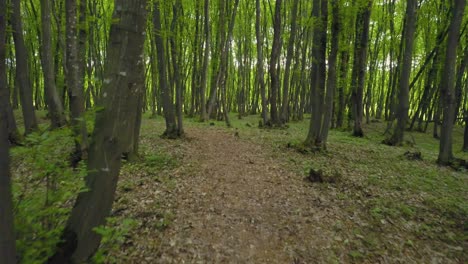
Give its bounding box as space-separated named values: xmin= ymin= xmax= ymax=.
xmin=40 ymin=0 xmax=67 ymax=129
xmin=438 ymin=0 xmax=466 ymax=165
xmin=0 ymin=0 xmax=17 ymax=261
xmin=48 ymin=0 xmax=149 ymax=262
xmin=386 ymin=0 xmax=418 ymax=146
xmin=199 ymin=0 xmax=210 ymax=121
xmin=153 ymin=0 xmax=178 ymax=138
xmin=280 ymin=0 xmax=299 ymax=123
xmin=350 ymin=0 xmax=372 ymax=137
xmin=268 ymin=0 xmax=282 ymax=126
xmin=255 ymin=0 xmax=268 ymax=126
xmin=12 ymin=0 xmax=38 ymax=135
xmin=66 ymin=0 xmax=88 ymax=163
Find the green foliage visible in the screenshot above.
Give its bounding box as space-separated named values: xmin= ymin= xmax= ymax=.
xmin=92 ymin=217 xmax=139 ymax=264
xmin=11 ymin=128 xmax=86 ymax=263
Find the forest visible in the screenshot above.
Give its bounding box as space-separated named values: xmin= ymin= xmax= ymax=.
xmin=0 ymin=0 xmax=467 ymax=263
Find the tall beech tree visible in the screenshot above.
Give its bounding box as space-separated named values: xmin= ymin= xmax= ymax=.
xmin=280 ymin=0 xmax=299 ymax=123
xmin=386 ymin=0 xmax=418 ymax=145
xmin=350 ymin=0 xmax=372 ymax=137
xmin=0 ymin=0 xmax=16 ymax=262
xmin=40 ymin=0 xmax=67 ymax=129
xmin=12 ymin=0 xmax=38 ymax=134
xmin=153 ymin=0 xmax=179 ymax=138
xmin=48 ymin=0 xmax=149 ymax=261
xmin=438 ymin=0 xmax=466 ymax=165
xmin=305 ymin=0 xmax=328 ymax=148
xmin=66 ymin=0 xmax=88 ymax=162
xmin=269 ymin=0 xmax=282 ymax=126
xmin=255 ymin=0 xmax=268 ymax=126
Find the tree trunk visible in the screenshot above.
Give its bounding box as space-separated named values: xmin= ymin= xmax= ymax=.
xmin=153 ymin=0 xmax=178 ymax=138
xmin=255 ymin=0 xmax=268 ymax=126
xmin=320 ymin=0 xmax=340 ymax=146
xmin=41 ymin=0 xmax=67 ymax=129
xmin=199 ymin=0 xmax=210 ymax=121
xmin=280 ymin=0 xmax=299 ymax=123
xmin=12 ymin=0 xmax=38 ymax=135
xmin=305 ymin=0 xmax=329 ymax=148
xmin=438 ymin=0 xmax=466 ymax=165
xmin=219 ymin=0 xmax=240 ymax=127
xmin=66 ymin=0 xmax=88 ymax=164
xmin=48 ymin=0 xmax=148 ymax=262
xmin=268 ymin=0 xmax=282 ymax=126
xmin=0 ymin=21 xmax=19 ymax=143
xmin=350 ymin=0 xmax=372 ymax=137
xmin=0 ymin=0 xmax=16 ymax=260
xmin=170 ymin=0 xmax=184 ymax=136
xmin=336 ymin=50 xmax=349 ymax=128
xmin=386 ymin=0 xmax=418 ymax=145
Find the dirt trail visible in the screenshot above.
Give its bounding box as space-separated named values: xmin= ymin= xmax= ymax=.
xmin=156 ymin=127 xmax=339 ymax=263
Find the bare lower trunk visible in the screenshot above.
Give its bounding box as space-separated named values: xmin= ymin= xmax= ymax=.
xmin=350 ymin=0 xmax=372 ymax=137
xmin=153 ymin=0 xmax=178 ymax=138
xmin=0 ymin=0 xmax=16 ymax=260
xmin=438 ymin=0 xmax=466 ymax=165
xmin=66 ymin=0 xmax=88 ymax=163
xmin=41 ymin=0 xmax=67 ymax=129
xmin=268 ymin=0 xmax=282 ymax=126
xmin=48 ymin=0 xmax=148 ymax=262
xmin=387 ymin=0 xmax=418 ymax=145
xmin=12 ymin=0 xmax=38 ymax=135
xmin=255 ymin=0 xmax=268 ymax=125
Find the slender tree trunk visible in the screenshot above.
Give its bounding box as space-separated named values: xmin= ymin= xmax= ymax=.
xmin=438 ymin=0 xmax=466 ymax=165
xmin=0 ymin=37 xmax=19 ymax=143
xmin=66 ymin=0 xmax=88 ymax=164
xmin=320 ymin=0 xmax=340 ymax=146
xmin=40 ymin=0 xmax=67 ymax=129
xmin=153 ymin=0 xmax=178 ymax=138
xmin=12 ymin=0 xmax=38 ymax=135
xmin=305 ymin=0 xmax=329 ymax=148
xmin=0 ymin=0 xmax=16 ymax=260
xmin=350 ymin=0 xmax=372 ymax=137
xmin=48 ymin=1 xmax=148 ymax=262
xmin=199 ymin=0 xmax=210 ymax=121
xmin=269 ymin=0 xmax=282 ymax=126
xmin=336 ymin=50 xmax=349 ymax=128
xmin=386 ymin=0 xmax=418 ymax=145
xmin=280 ymin=0 xmax=299 ymax=123
xmin=170 ymin=0 xmax=184 ymax=136
xmin=255 ymin=0 xmax=268 ymax=126
xmin=78 ymin=0 xmax=87 ymax=109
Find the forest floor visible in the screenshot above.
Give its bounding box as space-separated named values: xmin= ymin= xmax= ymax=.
xmin=10 ymin=112 xmax=468 ymax=263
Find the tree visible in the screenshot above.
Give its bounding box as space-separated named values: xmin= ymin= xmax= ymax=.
xmin=199 ymin=0 xmax=210 ymax=121
xmin=350 ymin=0 xmax=372 ymax=137
xmin=385 ymin=0 xmax=418 ymax=145
xmin=66 ymin=0 xmax=88 ymax=163
xmin=268 ymin=0 xmax=282 ymax=126
xmin=280 ymin=0 xmax=299 ymax=123
xmin=170 ymin=0 xmax=185 ymax=136
xmin=304 ymin=0 xmax=338 ymax=150
xmin=48 ymin=0 xmax=149 ymax=261
xmin=40 ymin=0 xmax=67 ymax=129
xmin=438 ymin=0 xmax=466 ymax=165
xmin=12 ymin=0 xmax=38 ymax=135
xmin=255 ymin=0 xmax=268 ymax=126
xmin=153 ymin=0 xmax=178 ymax=138
xmin=0 ymin=0 xmax=16 ymax=261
